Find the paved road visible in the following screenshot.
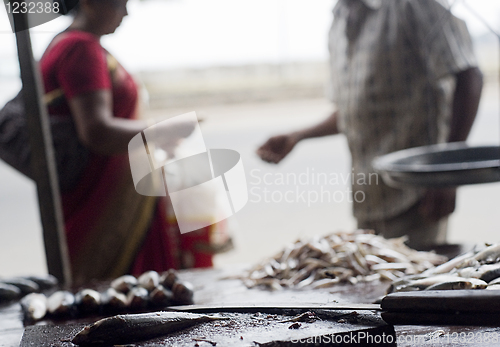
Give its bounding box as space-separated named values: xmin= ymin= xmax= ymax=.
xmin=0 ymin=85 xmax=499 ymax=276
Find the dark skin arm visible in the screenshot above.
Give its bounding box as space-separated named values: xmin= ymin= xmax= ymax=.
xmin=257 ymin=110 xmax=340 ymax=163
xmin=448 ymin=67 xmax=483 ymax=142
xmin=68 ymin=90 xmax=195 ymax=156
xmin=419 ymin=67 xmax=483 ymax=221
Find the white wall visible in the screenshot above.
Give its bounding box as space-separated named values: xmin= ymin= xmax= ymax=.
xmin=1 ymin=0 xmax=498 ymax=76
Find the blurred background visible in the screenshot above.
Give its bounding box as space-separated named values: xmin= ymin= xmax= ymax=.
xmin=0 ymin=0 xmax=499 ymax=276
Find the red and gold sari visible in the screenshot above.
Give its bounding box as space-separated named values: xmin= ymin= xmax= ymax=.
xmin=41 ymin=30 xmax=219 ymax=285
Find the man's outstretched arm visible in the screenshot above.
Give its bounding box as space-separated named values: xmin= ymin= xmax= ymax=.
xmin=257 ymin=110 xmax=340 ymax=164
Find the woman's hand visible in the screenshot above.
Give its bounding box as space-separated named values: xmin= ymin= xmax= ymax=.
xmin=155 ymin=119 xmax=197 ymax=155
xmin=69 ymin=91 xmax=197 ymax=156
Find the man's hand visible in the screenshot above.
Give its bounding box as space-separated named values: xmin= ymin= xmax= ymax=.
xmin=257 ymin=134 xmax=300 ymax=164
xmin=256 ymin=111 xmax=339 ymax=164
xmin=418 ymin=188 xmax=457 ymax=222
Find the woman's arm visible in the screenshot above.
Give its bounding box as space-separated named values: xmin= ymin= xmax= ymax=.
xmin=69 ymin=90 xmax=194 ymax=156
xmin=69 ymin=90 xmax=146 ymax=155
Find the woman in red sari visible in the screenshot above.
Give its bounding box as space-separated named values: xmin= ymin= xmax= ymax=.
xmin=40 ymin=0 xmax=220 ymax=285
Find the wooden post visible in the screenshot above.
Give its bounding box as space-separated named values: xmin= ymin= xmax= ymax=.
xmin=13 ymin=12 xmax=72 ymax=286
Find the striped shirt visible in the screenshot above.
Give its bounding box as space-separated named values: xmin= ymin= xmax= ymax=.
xmin=329 ymin=0 xmax=477 ymax=221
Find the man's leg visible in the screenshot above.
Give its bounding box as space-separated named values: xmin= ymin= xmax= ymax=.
xmin=357 ymin=202 xmax=448 ymax=250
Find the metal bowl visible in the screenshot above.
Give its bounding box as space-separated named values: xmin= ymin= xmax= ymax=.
xmin=372 ymin=142 xmax=500 ymax=187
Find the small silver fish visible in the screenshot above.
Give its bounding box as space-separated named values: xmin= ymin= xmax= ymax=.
xmin=421 ymin=277 xmax=487 ymax=291
xmin=138 ymin=271 xmax=160 ymax=291
xmin=159 ymin=269 xmax=178 ymax=290
xmin=47 ymin=291 xmax=75 ymax=316
xmin=405 ymin=275 xmax=461 ymax=287
xmin=387 ymin=274 xmax=427 ymax=293
xmin=458 ymin=244 xmax=500 ymax=268
xmin=364 ymin=254 xmax=388 ymax=266
xmin=0 ymin=283 xmax=21 ymax=301
xmin=393 ymin=275 xmax=461 ymax=292
xmin=75 ymin=289 xmax=101 ymax=313
xmin=474 ymin=244 xmax=500 ymax=263
xmin=21 ymin=293 xmax=47 ymax=322
xmin=24 ymin=275 xmax=58 ymax=291
xmin=371 ymin=263 xmax=411 ymax=271
xmin=458 ymin=267 xmax=479 ymax=278
xmin=72 ymin=312 xmax=229 ymax=346
xmin=150 ymin=285 xmax=173 ymax=307
xmin=308 ymin=278 xmax=340 ymax=289
xmin=110 ymin=275 xmax=137 ymax=294
xmin=488 ymin=277 xmax=500 ymax=286
xmin=425 ymin=281 xmax=474 ymax=291
xmin=423 ymin=251 xmax=474 ymax=276
xmin=102 ymin=288 xmax=128 ymax=312
xmin=295 ymin=273 xmax=316 ymax=288
xmin=479 ymin=265 xmax=500 ymax=283
xmin=0 ymin=277 xmax=39 ymax=294
xmin=377 ymin=270 xmax=399 ymax=282
xmin=127 ymin=286 xmax=149 ymax=310
xmin=250 ymin=278 xmax=283 ymax=291
xmin=172 ymin=281 xmax=194 ymax=305
xmin=459 ymin=264 xmax=500 ymax=280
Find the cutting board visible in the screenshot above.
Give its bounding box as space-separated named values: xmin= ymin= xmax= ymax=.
xmin=21 ymin=311 xmax=395 ymax=347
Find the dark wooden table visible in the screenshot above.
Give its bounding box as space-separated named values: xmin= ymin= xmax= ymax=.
xmin=2 ymin=264 xmax=500 ymax=346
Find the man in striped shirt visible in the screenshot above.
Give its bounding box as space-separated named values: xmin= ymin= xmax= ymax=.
xmin=257 ymin=0 xmax=483 ymax=249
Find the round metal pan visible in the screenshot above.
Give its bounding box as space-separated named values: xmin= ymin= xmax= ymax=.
xmin=372 ymin=142 xmax=500 ymax=187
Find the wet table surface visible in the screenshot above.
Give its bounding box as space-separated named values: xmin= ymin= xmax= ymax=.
xmin=3 ymin=251 xmax=500 ymax=346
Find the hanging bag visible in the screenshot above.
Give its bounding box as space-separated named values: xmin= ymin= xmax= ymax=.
xmin=0 ymin=31 xmax=119 ymax=192
xmin=0 ymin=88 xmax=89 ymax=192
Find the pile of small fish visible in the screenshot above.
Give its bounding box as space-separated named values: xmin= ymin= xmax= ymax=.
xmin=21 ymin=269 xmax=195 ymax=322
xmin=388 ymin=243 xmax=500 ymax=293
xmin=241 ymin=230 xmax=447 ymax=290
xmin=0 ymin=275 xmax=58 ymax=302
